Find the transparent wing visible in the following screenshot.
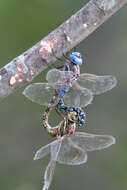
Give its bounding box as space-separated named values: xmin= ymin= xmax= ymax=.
xmin=46 ymin=68 xmax=73 ymax=89
xmin=63 ymin=86 xmax=93 ymax=107
xmin=34 ymin=142 xmax=51 ymax=160
xmin=34 ymin=136 xmax=87 ymax=165
xmin=55 ymin=137 xmax=87 ymax=165
xmin=23 ymin=83 xmax=57 ymax=106
xmin=34 ymin=136 xmax=63 ymax=161
xmin=76 ymin=73 xmax=117 ymax=95
xmin=70 ymin=132 xmax=116 ymax=151
xmin=42 ymin=139 xmax=62 ymax=190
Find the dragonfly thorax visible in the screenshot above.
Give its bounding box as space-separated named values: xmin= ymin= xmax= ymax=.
xmin=65 ymin=62 xmax=80 ymax=79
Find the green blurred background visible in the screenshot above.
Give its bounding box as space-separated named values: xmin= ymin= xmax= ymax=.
xmin=0 ymin=0 xmax=127 ymax=190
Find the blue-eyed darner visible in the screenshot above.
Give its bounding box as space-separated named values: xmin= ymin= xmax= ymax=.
xmin=23 ymin=52 xmax=117 ymax=110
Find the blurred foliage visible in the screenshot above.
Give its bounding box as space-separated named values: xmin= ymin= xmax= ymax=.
xmin=0 ymin=0 xmax=127 ymax=190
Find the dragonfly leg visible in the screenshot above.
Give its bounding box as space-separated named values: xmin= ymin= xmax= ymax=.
xmin=40 ymin=57 xmax=55 ymax=70
xmin=63 ymin=53 xmax=69 ymax=60
xmin=56 ymin=56 xmax=65 ymax=62
xmin=52 ymin=48 xmax=65 ymax=62
xmin=55 ymin=65 xmax=65 ymax=69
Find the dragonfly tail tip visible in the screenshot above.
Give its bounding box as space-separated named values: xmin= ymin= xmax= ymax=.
xmin=43 ymin=184 xmax=49 ymax=190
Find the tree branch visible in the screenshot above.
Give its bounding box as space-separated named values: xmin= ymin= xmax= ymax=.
xmin=0 ymin=0 xmax=126 ymax=101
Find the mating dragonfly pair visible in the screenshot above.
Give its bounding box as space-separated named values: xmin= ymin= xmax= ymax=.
xmin=23 ymin=52 xmax=117 ymax=190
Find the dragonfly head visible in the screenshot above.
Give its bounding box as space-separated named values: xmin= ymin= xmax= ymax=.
xmin=68 ymin=111 xmax=79 ymax=123
xmin=69 ymin=52 xmax=82 ymax=65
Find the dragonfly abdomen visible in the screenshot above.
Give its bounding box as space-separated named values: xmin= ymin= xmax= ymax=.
xmin=41 ymin=91 xmax=60 ymax=137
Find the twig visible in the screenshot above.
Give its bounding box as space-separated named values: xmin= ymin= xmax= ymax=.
xmin=0 ymin=0 xmax=126 ymax=101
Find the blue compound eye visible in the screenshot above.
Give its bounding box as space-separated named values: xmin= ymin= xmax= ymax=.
xmin=69 ymin=52 xmax=82 ymax=65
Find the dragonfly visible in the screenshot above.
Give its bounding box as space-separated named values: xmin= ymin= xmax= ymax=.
xmin=23 ymin=52 xmax=117 ymax=110
xmin=23 ymin=51 xmax=117 ymax=127
xmin=34 ymin=108 xmax=116 ymax=190
xmin=23 ymin=66 xmax=117 ymax=127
